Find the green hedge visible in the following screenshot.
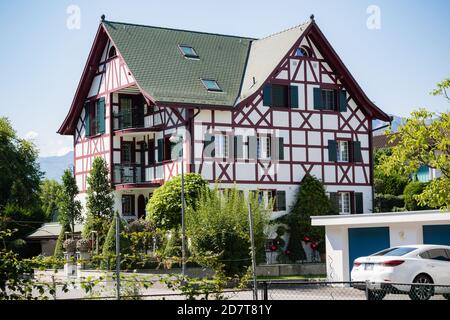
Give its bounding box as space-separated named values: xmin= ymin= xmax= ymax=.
xmin=374 ymin=194 xmax=405 ymax=213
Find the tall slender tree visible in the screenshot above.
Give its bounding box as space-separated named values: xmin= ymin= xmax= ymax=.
xmin=59 ymin=168 xmax=82 ymax=238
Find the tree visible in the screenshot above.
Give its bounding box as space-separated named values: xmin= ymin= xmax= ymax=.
xmin=379 ymin=109 xmax=450 ymax=209
xmin=403 ymin=181 xmax=430 ymax=211
xmin=146 ymin=173 xmax=208 ymax=230
xmin=186 ymin=187 xmax=270 ymax=277
xmin=53 ymin=224 xmax=67 ymax=258
xmin=39 ymin=179 xmax=62 ymax=221
xmin=83 ymin=157 xmax=114 ymax=244
xmin=0 ymin=118 xmax=44 ymax=254
xmin=285 ymin=175 xmax=331 ymax=261
xmin=58 ymin=168 xmax=82 ymax=237
xmin=100 ymin=212 xmax=130 ymax=270
xmin=86 ymin=157 xmax=114 ymax=219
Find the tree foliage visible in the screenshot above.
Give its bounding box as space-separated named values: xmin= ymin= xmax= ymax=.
xmin=403 ymin=181 xmax=431 ymax=211
xmin=379 ymin=109 xmax=450 ymax=209
xmin=0 ymin=118 xmax=44 ymax=255
xmin=146 ymin=173 xmax=208 ymax=230
xmin=39 ymin=179 xmax=62 ymax=220
xmin=100 ymin=212 xmax=130 ymax=270
xmin=58 ymin=168 xmax=82 ymax=236
xmin=86 ymin=157 xmax=114 ymax=219
xmin=186 ymin=186 xmax=270 ymax=277
xmin=84 ymin=157 xmax=114 ymax=245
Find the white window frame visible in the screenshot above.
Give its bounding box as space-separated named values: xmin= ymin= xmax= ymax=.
xmin=257 ymin=136 xmax=271 ymax=160
xmin=338 ymin=192 xmax=351 ymax=215
xmin=215 ymin=134 xmax=229 ymax=158
xmin=337 ymin=140 xmax=349 ymax=162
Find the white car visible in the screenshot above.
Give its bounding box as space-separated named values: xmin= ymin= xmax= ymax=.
xmin=351 ymin=244 xmax=450 ymax=300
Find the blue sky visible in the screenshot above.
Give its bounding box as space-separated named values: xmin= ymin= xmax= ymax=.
xmin=0 ymin=0 xmax=449 ymax=156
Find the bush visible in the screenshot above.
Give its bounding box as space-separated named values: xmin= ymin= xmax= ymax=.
xmin=404 ymin=181 xmax=430 ymax=211
xmin=146 ymin=173 xmax=208 ymax=230
xmin=374 ymin=194 xmax=405 ymax=212
xmin=82 ymin=213 xmax=111 ymax=249
xmin=186 ymin=187 xmax=270 ymax=277
xmin=163 ymin=229 xmax=182 ymax=259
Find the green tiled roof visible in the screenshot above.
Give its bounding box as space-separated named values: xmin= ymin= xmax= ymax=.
xmin=103 ymin=21 xmax=253 ymax=106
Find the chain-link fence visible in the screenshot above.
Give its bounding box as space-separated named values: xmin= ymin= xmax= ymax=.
xmin=258 ymin=280 xmax=450 ymax=300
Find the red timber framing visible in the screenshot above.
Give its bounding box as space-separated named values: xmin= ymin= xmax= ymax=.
xmin=193 ymin=21 xmax=388 ymax=187
xmin=60 ymin=19 xmax=389 ymax=195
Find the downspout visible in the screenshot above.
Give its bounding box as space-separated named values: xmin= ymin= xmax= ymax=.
xmin=370 ymin=116 xmax=393 ymax=213
xmin=188 ymin=108 xmax=201 ymax=173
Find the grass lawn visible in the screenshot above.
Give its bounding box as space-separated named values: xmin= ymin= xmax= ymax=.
xmin=256 ymin=274 xmax=326 ymax=281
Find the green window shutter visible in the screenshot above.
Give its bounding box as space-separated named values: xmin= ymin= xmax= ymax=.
xmin=277 ymin=137 xmax=284 ymax=160
xmin=290 ymin=85 xmax=299 ymax=108
xmin=328 ymin=140 xmax=337 ymax=162
xmin=352 ymin=141 xmax=362 ymax=163
xmin=204 ymin=133 xmax=215 ymax=158
xmin=234 ymin=135 xmax=243 ymax=159
xmin=84 ymin=102 xmax=90 ymax=137
xmin=339 ymin=90 xmax=347 ymax=112
xmin=276 ymin=191 xmax=286 ymax=211
xmin=329 ymin=192 xmax=339 ymax=214
xmin=97 ymin=98 xmax=105 ymax=134
xmin=157 ymin=139 xmax=164 ymax=162
xmin=313 ymin=88 xmax=322 ymax=110
xmin=248 ymin=136 xmax=258 ymax=159
xmin=355 ymin=192 xmax=364 ymax=214
xmin=263 ymin=84 xmax=272 ymax=106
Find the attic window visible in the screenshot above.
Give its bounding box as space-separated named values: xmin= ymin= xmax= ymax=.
xmin=108 ymin=46 xmax=117 ymax=59
xmin=295 ymin=46 xmax=311 ymax=57
xmin=179 ymin=45 xmax=199 ymax=59
xmin=201 ymin=79 xmax=222 ymax=92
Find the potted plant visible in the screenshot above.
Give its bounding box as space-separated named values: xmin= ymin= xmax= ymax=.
xmin=63 ymin=239 xmax=77 ymax=254
xmin=77 ymin=239 xmax=91 ymax=253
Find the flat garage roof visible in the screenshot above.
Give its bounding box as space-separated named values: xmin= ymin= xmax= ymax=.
xmin=311 ymin=210 xmax=450 ymax=227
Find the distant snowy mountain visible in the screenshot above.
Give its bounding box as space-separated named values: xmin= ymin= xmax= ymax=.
xmin=38 ymin=151 xmax=74 ymax=182
xmin=372 ymin=115 xmax=405 ymax=136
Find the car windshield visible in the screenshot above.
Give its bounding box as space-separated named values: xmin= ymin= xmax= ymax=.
xmin=371 ymin=247 xmax=417 ymax=256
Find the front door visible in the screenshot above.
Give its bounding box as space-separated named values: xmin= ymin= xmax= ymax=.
xmin=137 ymin=194 xmax=146 ymax=219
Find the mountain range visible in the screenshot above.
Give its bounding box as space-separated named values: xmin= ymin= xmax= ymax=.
xmin=38 ymin=151 xmax=73 ymax=182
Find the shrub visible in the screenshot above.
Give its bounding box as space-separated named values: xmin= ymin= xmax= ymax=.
xmin=186 ymin=187 xmax=270 ymax=277
xmin=146 ymin=173 xmax=208 ymax=230
xmin=374 ymin=194 xmax=405 ymax=212
xmin=54 ymin=225 xmax=67 ymax=258
xmin=404 ymin=181 xmax=430 ymax=211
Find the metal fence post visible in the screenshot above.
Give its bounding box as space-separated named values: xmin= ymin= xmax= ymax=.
xmin=116 ymin=212 xmax=121 ymax=300
xmin=51 ymin=275 xmax=57 ymax=300
xmin=262 ymin=281 xmax=268 ymax=300
xmin=365 ymin=280 xmax=369 ymax=300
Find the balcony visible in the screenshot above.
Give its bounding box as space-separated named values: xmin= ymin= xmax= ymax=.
xmin=113 ymin=163 xmax=143 ymax=184
xmin=113 ymin=107 xmax=144 ymax=131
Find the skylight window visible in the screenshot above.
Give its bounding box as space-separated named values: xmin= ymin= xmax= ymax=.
xmin=179 ymin=45 xmax=199 ymax=59
xmin=201 ymin=79 xmax=222 ymax=92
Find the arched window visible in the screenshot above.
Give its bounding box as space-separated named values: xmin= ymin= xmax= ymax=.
xmin=295 ymin=46 xmax=311 ymax=57
xmin=108 ymin=46 xmax=117 ymax=59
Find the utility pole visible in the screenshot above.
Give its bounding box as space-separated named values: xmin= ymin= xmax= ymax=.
xmin=247 ymin=202 xmax=258 ymax=300
xmin=115 ymin=212 xmax=121 ymax=300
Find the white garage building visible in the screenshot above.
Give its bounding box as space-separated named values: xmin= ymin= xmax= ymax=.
xmin=311 ymin=210 xmax=450 ymax=282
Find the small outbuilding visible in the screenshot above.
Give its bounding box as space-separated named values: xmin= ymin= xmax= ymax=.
xmin=311 ymin=210 xmax=450 ymax=281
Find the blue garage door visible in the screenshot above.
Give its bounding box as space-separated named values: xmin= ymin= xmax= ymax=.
xmin=348 ymin=227 xmax=390 ymax=271
xmin=423 ymin=225 xmax=450 ymax=246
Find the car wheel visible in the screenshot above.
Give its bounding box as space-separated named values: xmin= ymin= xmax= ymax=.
xmin=367 ymin=290 xmax=386 ymax=300
xmin=408 ymin=274 xmax=434 ymax=300
xmin=443 ymin=294 xmax=450 ymax=300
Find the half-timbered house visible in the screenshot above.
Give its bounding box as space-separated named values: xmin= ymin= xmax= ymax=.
xmin=58 ymin=16 xmax=390 ymax=220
